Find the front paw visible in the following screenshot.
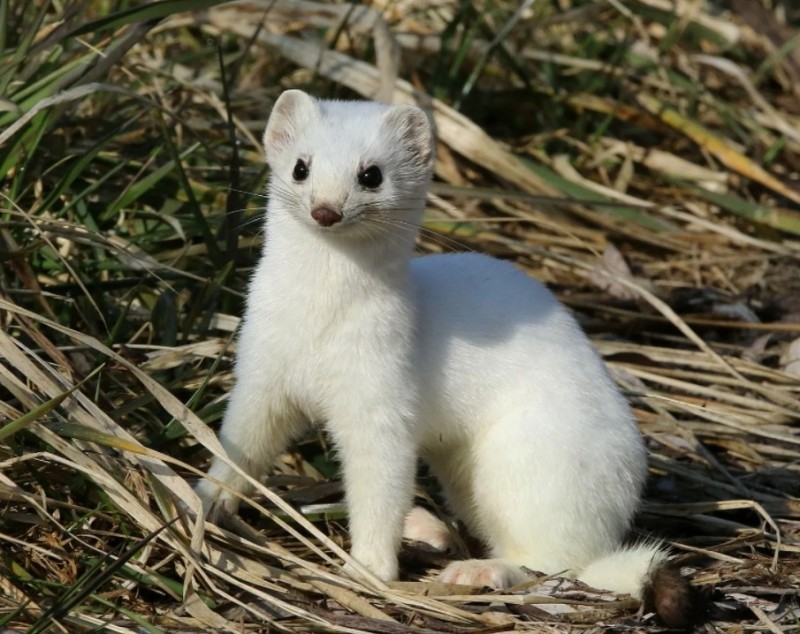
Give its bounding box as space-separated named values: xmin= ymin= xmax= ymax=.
xmin=193 ymin=478 xmax=241 ymax=523
xmin=344 ymin=547 xmax=399 ymax=583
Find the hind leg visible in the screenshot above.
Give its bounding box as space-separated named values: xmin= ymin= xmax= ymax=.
xmin=403 ymin=507 xmax=453 ymax=552
xmin=421 ymin=444 xmax=530 ymax=588
xmin=438 ymin=558 xmax=529 ymax=588
xmin=437 ymin=409 xmax=640 ymax=588
xmin=400 ymin=445 xmax=475 ymax=554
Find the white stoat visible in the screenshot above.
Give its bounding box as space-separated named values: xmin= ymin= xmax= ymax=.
xmin=195 ymin=89 xmax=693 ymax=627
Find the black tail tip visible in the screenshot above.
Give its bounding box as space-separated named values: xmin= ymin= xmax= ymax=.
xmin=643 ymin=565 xmax=704 ymax=630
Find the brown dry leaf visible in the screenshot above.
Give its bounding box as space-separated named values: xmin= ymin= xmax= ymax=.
xmin=637 ymin=93 xmax=800 ymax=206
xmin=780 ymin=337 xmax=800 ymax=378
xmin=588 ymin=243 xmax=640 ymax=302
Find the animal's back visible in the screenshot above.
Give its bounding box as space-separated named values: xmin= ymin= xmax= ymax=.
xmin=410 ymin=252 xmax=635 ymax=438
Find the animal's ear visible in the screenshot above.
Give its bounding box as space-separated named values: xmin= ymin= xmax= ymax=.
xmin=383 ymin=104 xmax=434 ymax=171
xmin=263 ymin=90 xmax=318 ymax=162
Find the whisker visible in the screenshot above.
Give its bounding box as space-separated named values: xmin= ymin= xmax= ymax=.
xmin=225 ymin=185 xmax=268 ymax=200
xmin=268 ymin=172 xmax=305 ymax=205
xmin=360 ymin=217 xmax=416 ymax=252
xmin=224 ymin=206 xmax=261 ymax=216
xmin=350 ymin=197 xmax=427 ymax=215
xmin=364 ymin=216 xmax=436 ymax=253
xmin=410 ymin=221 xmax=474 ymax=249
xmin=235 ymin=214 xmax=267 ymax=231
xmin=417 ymin=226 xmax=476 ymax=254
xmin=369 ymin=215 xmax=475 ymax=254
xmin=231 ymin=176 xmax=470 ymax=253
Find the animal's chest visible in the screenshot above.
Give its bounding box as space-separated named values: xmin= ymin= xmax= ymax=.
xmin=261 ymin=307 xmax=339 ymax=413
xmin=259 ymin=284 xmax=407 ymax=421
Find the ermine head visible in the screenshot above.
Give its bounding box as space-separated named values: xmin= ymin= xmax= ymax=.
xmin=262 ymin=90 xmax=434 ymax=240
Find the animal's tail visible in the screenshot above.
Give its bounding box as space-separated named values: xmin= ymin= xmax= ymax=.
xmin=578 ymin=542 xmax=698 ymax=629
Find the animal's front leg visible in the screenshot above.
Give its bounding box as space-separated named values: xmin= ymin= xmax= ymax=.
xmin=329 ymin=405 xmax=417 ymax=582
xmin=194 ymin=314 xmax=305 ymax=521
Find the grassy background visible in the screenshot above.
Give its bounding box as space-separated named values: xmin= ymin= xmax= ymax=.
xmin=1 ymin=0 xmax=799 ymax=631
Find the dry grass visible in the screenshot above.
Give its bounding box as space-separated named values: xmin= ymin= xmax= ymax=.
xmin=1 ymin=0 xmax=799 ymax=631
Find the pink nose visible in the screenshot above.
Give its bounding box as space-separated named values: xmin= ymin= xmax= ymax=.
xmin=311 ymin=206 xmax=343 ymax=227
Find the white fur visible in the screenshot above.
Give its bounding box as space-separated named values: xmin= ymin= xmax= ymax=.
xmin=195 ymin=89 xmax=664 ymax=598
xmin=579 ymin=543 xmax=669 ymax=597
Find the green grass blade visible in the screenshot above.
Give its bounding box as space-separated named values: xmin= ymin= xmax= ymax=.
xmin=104 ymin=142 xmax=201 ymax=221
xmin=522 ymin=159 xmax=674 ymax=232
xmin=26 ymin=519 xmax=178 ymax=634
xmin=0 ymin=365 xmax=104 ymax=444
xmin=66 ymin=0 xmax=229 ymax=38
xmin=693 ymin=187 xmax=800 ymax=236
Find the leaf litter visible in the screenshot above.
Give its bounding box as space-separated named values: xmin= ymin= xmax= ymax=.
xmin=1 ymin=0 xmax=799 ymax=632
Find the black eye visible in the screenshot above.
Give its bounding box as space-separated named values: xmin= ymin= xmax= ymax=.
xmin=357 ymin=165 xmax=382 ymax=189
xmin=293 ymin=159 xmax=309 ymax=181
